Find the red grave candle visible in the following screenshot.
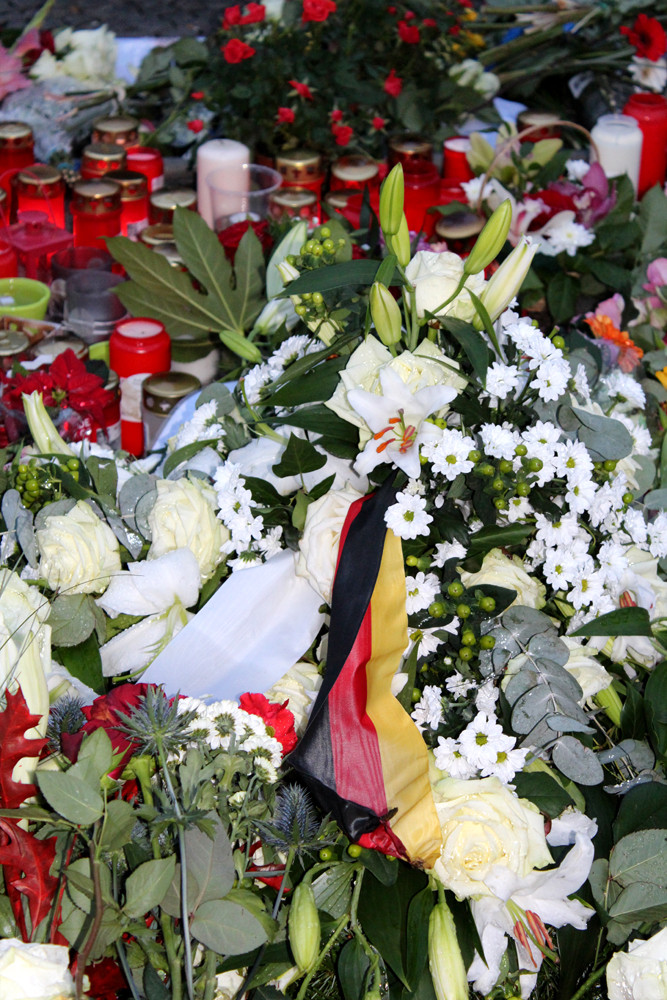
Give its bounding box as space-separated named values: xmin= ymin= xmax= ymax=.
xmin=622 ymin=92 xmax=667 ymax=197
xmin=110 ymin=317 xmax=171 ymax=456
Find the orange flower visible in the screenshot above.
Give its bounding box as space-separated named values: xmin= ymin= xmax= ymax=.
xmin=584 ymin=314 xmax=643 ymax=372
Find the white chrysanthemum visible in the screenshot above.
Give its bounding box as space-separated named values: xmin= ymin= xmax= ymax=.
xmin=565 ymin=478 xmax=598 ymax=516
xmin=603 ymin=371 xmax=646 ymax=409
xmin=555 ymin=440 xmax=594 ymax=485
xmin=434 ymin=737 xmax=478 ymax=779
xmin=445 ymin=671 xmax=476 ymax=699
xmin=405 ymin=571 xmax=440 ymax=613
xmin=422 ymin=427 xmax=476 ymax=480
xmin=532 ymin=357 xmax=570 ymax=401
xmin=485 ymin=362 xmax=520 ymax=399
xmin=411 ymin=685 xmax=444 ymax=731
xmin=648 ymin=513 xmax=667 ymax=559
xmin=432 ymin=539 xmax=468 ymax=568
xmin=475 ymin=678 xmax=500 ymax=715
xmin=458 ymin=712 xmax=515 ymax=770
xmin=480 ymin=422 xmax=519 ymax=460
xmin=623 ymin=508 xmax=648 ymax=549
xmin=571 ymin=362 xmax=591 ymax=401
xmin=565 ymin=159 xmax=591 ymax=183
xmin=504 ymin=495 xmax=533 ymax=523
xmin=568 ymin=560 xmax=606 ymax=610
xmin=543 ymin=216 xmax=595 ymax=256
xmin=385 ymin=491 xmax=433 ymax=539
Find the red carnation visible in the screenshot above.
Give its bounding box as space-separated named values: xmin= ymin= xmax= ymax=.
xmin=332 ymin=123 xmax=354 ymax=146
xmin=276 ymin=106 xmax=295 ymax=124
xmin=302 ymin=0 xmax=336 ymax=23
xmin=289 ymin=78 xmax=314 ymax=100
xmin=239 ymin=692 xmax=297 ymax=755
xmin=187 ymin=118 xmax=204 ymax=133
xmin=222 ymin=4 xmax=241 ymax=28
xmin=620 ymin=13 xmax=667 ymax=61
xmin=398 ymin=20 xmax=420 ymax=43
xmin=221 ymin=38 xmax=256 ymax=62
xmin=240 ymin=2 xmax=266 ymax=23
xmin=383 ymin=68 xmax=403 ymax=97
xmin=372 ymin=115 xmax=386 ymax=130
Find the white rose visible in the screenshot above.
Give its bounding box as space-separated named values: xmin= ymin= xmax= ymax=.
xmin=296 ymin=484 xmax=364 ymax=602
xmin=265 ymin=661 xmax=322 ymax=735
xmin=460 ymin=548 xmax=546 ymax=609
xmin=404 ymin=251 xmax=487 ymax=323
xmin=431 ymin=776 xmax=552 ymax=899
xmin=0 ymin=570 xmax=51 ymax=782
xmin=607 ymin=927 xmax=667 ymax=1000
xmin=148 ymin=477 xmax=229 ymax=581
xmin=0 ymin=938 xmax=75 ymax=999
xmin=36 ymin=500 xmax=121 ymax=595
xmin=326 ymin=337 xmax=465 ymax=440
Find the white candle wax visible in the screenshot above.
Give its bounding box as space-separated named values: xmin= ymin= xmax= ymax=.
xmin=196 ymin=139 xmax=250 ymax=228
xmin=117 ymin=319 xmax=164 ymax=338
xmin=591 ymin=114 xmax=643 ymax=193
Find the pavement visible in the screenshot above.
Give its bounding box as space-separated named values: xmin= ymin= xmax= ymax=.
xmin=1 ymin=0 xmax=216 ymax=36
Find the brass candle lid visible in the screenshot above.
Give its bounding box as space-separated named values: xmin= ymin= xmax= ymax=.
xmin=331 ymin=155 xmax=379 ymax=183
xmin=0 ymin=122 xmax=33 ymax=149
xmin=435 ymin=212 xmax=485 ymax=240
xmin=15 ymin=164 xmax=64 ymax=194
xmin=150 ymin=188 xmax=197 ymax=212
xmin=271 ymin=188 xmax=316 ymax=209
xmin=388 ymin=135 xmax=432 ymax=163
xmin=82 ymin=143 xmax=127 ymax=172
xmin=109 ymin=169 xmax=148 ymax=201
xmin=275 ymin=149 xmax=323 ymax=183
xmin=92 ymin=115 xmax=140 ymax=146
xmin=140 ymin=224 xmax=175 ymax=247
xmin=72 ymin=179 xmax=122 ymax=214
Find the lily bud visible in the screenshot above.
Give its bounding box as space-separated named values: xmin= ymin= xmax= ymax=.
xmin=594 ymin=685 xmax=623 ymax=728
xmin=22 ymin=391 xmax=75 ymax=457
xmin=475 ymin=235 xmax=537 ymax=329
xmin=379 ymin=163 xmax=405 ymax=236
xmin=463 ymin=199 xmax=512 ymax=276
xmin=289 ymin=882 xmax=320 ymax=973
xmin=387 ymin=213 xmax=411 ymax=267
xmin=370 ymin=281 xmax=402 ymax=346
xmin=277 ymin=259 xmax=300 ymax=284
xmin=428 ymin=900 xmax=468 ymax=1000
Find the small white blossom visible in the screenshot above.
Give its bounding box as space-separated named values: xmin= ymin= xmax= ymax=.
xmin=432 ymin=540 xmax=468 ymax=568
xmin=458 ymin=712 xmax=514 ymax=769
xmin=385 ymin=491 xmax=433 ymax=539
xmin=411 ymin=685 xmax=444 ymax=731
xmin=543 ymin=215 xmax=595 ymax=256
xmin=485 ymin=362 xmax=520 ymax=399
xmin=565 ymin=159 xmax=591 ymax=183
xmin=532 ymin=357 xmax=570 ymax=401
xmin=422 ymin=428 xmax=476 ymax=481
xmin=405 ymin=572 xmax=440 ymax=613
xmin=445 ymin=671 xmax=476 ymax=699
xmin=434 ymin=736 xmax=477 ymax=779
xmin=603 ymin=372 xmax=646 ymax=409
xmin=480 ymin=422 xmax=519 ymax=460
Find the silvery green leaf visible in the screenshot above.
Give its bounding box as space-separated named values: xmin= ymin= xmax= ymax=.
xmin=644 ymin=488 xmax=667 ymax=509
xmin=1 ymin=490 xmax=38 ymax=566
xmin=552 ymin=736 xmax=604 ymax=785
xmin=505 ymin=669 xmax=539 ymax=706
xmin=608 ymin=882 xmax=667 ymax=925
xmin=546 ymin=714 xmax=595 ymax=734
xmin=105 ymin=510 xmax=144 ymax=559
xmin=190 ymin=899 xmax=267 ymax=955
xmin=47 ymin=594 xmax=102 ymax=647
xmin=197 ymin=381 xmax=236 ymax=416
xmin=512 ymin=686 xmax=583 ymax=734
xmin=519 ymin=719 xmax=553 ymax=750
xmin=119 ymin=474 xmax=157 ymax=538
xmin=124 ymin=857 xmax=176 ymax=919
xmin=526 ymin=632 xmax=570 ymax=667
xmin=609 ymin=829 xmax=667 ymax=888
xmin=572 ymin=406 xmax=633 ymax=461
xmin=588 ymin=858 xmax=610 ymax=910
xmin=33 ymin=497 xmax=76 ymax=530
xmin=598 ymin=740 xmax=655 ymax=772
xmin=502 ymin=606 xmax=557 ymax=647
xmin=604 ymin=774 xmax=660 ymax=796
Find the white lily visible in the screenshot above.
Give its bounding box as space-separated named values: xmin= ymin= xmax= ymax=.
xmin=97 ymin=549 xmax=201 ymax=677
xmin=347 ymin=366 xmax=457 ymax=479
xmin=22 ymin=391 xmax=75 ymax=457
xmin=467 ymin=811 xmax=596 ymax=999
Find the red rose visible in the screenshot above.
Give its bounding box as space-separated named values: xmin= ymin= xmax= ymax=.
xmin=217 ymin=219 xmax=273 ymax=262
xmin=190 ymin=90 xmax=204 ymax=99
xmin=620 ymin=13 xmax=667 ymax=61
xmin=276 ymin=106 xmax=295 ymax=124
xmin=221 ymin=38 xmax=256 ymax=62
xmin=398 ymin=20 xmax=420 ymax=43
xmin=332 ymin=123 xmax=354 ymax=146
xmin=187 ymin=118 xmax=204 ymax=133
xmin=404 ymin=8 xmax=415 ymax=18
xmin=423 ymin=17 xmax=437 ymax=28
xmin=383 ymin=68 xmax=403 ymax=97
xmin=330 ymin=107 xmax=344 ymax=122
xmin=239 ymin=693 xmax=297 ymax=755
xmin=372 ymin=115 xmax=386 ymax=130
xmin=222 ymin=4 xmax=241 ymax=28
xmin=61 ymin=684 xmax=154 ymax=779
xmin=240 ymin=2 xmax=266 ymax=24
xmin=289 ymin=78 xmax=314 ymax=100
xmin=302 ymin=0 xmax=336 ymax=24
xmin=449 ymin=23 xmax=461 ymax=35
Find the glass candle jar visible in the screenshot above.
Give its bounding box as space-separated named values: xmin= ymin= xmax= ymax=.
xmin=591 ymin=114 xmax=643 ymax=194
xmin=442 ymin=137 xmax=473 ymax=182
xmin=126 ymin=145 xmax=164 ymax=192
xmin=330 ymin=155 xmax=380 ymax=191
xmin=404 ymin=161 xmax=441 ymax=235
xmin=388 ymin=135 xmax=432 ymax=169
xmin=110 ymin=317 xmax=171 ymax=455
xmin=71 ymin=180 xmax=122 ymax=248
xmin=13 ymin=164 xmax=65 ymax=228
xmin=275 ymin=150 xmax=324 ymax=203
xmin=270 ymin=187 xmax=318 ymax=222
xmin=111 ymin=169 xmax=149 ymax=238
xmin=80 ymin=143 xmax=127 ymax=181
xmin=92 ymin=115 xmax=140 ymax=147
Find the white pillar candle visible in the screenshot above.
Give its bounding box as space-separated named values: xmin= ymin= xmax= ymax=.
xmin=196 ymin=138 xmax=249 ymax=228
xmin=590 ymin=114 xmax=643 ymax=193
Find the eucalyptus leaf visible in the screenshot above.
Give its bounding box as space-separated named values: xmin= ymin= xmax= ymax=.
xmin=552 ymin=736 xmax=604 ymax=785
xmin=609 ymin=829 xmax=667 ymax=888
xmin=33 ymin=497 xmax=76 ymax=529
xmin=1 ymin=489 xmax=37 ymax=566
xmin=47 ymin=594 xmax=100 ymax=647
xmin=104 ymin=510 xmax=144 ymax=559
xmin=608 ymin=881 xmax=667 ymax=924
xmin=119 ymin=473 xmax=157 ymax=539
xmin=571 ymin=406 xmax=633 ymax=461
xmin=545 ymin=714 xmax=595 ymax=734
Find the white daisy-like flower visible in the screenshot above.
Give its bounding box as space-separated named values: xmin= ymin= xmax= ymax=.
xmin=480 ymin=422 xmax=519 ymax=460
xmin=445 ymin=670 xmax=476 ymax=699
xmin=271 ymin=334 xmax=317 ymax=366
xmin=241 ymin=363 xmax=274 ymax=404
xmin=543 ymin=214 xmax=595 ymax=256
xmin=543 ymin=548 xmax=583 ymax=589
xmin=411 ymin=684 xmax=444 ymax=731
xmin=434 ymin=736 xmax=477 ymax=779
xmin=568 ymin=559 xmax=606 ymax=610
xmin=648 ymin=513 xmax=667 ymax=559
xmin=407 ymin=625 xmax=447 ymax=658
xmin=504 ymin=495 xmax=533 ymax=523
xmin=257 ymin=526 xmax=284 ymax=559
xmin=571 ymin=363 xmax=591 ymax=401
xmin=532 ymin=357 xmax=570 ymax=401
xmin=479 ymin=743 xmax=529 ymax=784
xmin=565 ymin=159 xmax=591 ymax=183
xmin=603 ymin=371 xmax=646 ymax=409
xmin=458 ymin=711 xmax=514 ymax=769
xmin=555 ymin=440 xmax=594 ymax=485
xmin=596 ymin=540 xmax=629 ymax=585
xmin=565 ymin=478 xmax=598 ymax=516
xmin=432 ymin=539 xmax=468 ymax=568
xmin=588 ymin=475 xmax=628 ymax=528
xmin=475 ymin=678 xmax=500 ymax=715
xmin=422 ymin=427 xmax=477 ymax=480
xmin=485 ymin=362 xmax=520 ymax=399
xmin=405 ymin=571 xmax=440 ymax=613
xmin=623 ymin=508 xmax=648 ymax=548
xmin=385 ymin=491 xmax=433 ymax=539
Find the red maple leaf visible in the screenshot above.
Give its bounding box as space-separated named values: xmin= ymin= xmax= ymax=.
xmin=0 ymin=686 xmax=48 ymax=810
xmin=0 ymin=819 xmax=59 ymax=939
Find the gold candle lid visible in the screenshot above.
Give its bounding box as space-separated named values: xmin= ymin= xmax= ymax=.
xmin=150 ymin=188 xmax=197 ymax=212
xmin=140 ymin=223 xmax=175 ymax=247
xmin=435 ymin=212 xmax=485 ymax=240
xmin=517 ymin=110 xmax=561 ymax=128
xmin=15 ymin=164 xmax=63 ymax=189
xmin=388 ymin=135 xmax=432 ymax=164
xmin=0 ymin=121 xmax=33 ymax=149
xmin=0 ymin=327 xmax=29 ymax=356
xmin=109 ymin=169 xmax=148 ymax=201
xmin=82 ymin=143 xmax=127 ymax=169
xmin=271 ymin=188 xmax=317 ymax=209
xmin=72 ymin=179 xmax=122 ymax=214
xmin=275 ymin=149 xmax=323 ymax=183
xmin=92 ymin=115 xmax=140 ymax=146
xmin=143 ymin=371 xmax=201 ymax=402
xmin=331 ymin=155 xmax=379 ymax=183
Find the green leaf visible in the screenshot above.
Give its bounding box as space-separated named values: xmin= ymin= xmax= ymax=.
xmin=552 ymin=736 xmax=604 ymax=786
xmin=47 ymin=594 xmax=101 ymax=647
xmin=640 ymin=185 xmax=667 ymax=256
xmin=405 ymin=887 xmax=433 ymax=989
xmin=144 ymin=963 xmax=172 ymax=1000
xmin=441 ymin=318 xmax=489 ymax=382
xmin=272 ymin=434 xmax=327 ymax=478
xmin=608 ymin=881 xmax=667 ymax=924
xmin=229 ymin=225 xmax=267 ymax=330
xmin=266 ymin=220 xmax=308 ymax=299
xmin=162 ymin=814 xmax=235 ymax=917
xmin=268 ymin=356 xmax=349 ymax=407
xmin=99 ymin=799 xmax=137 ymax=853
xmin=620 ymin=682 xmax=647 ymax=742
xmin=646 ymin=661 xmax=667 ymax=760
xmin=163 ymin=439 xmax=220 ymax=478
xmin=278 ymin=260 xmax=398 ymax=297
xmin=124 ymin=856 xmax=176 ymax=919
xmin=547 ymin=272 xmax=578 ymax=324
xmin=37 ymin=770 xmax=104 ymax=826
xmin=609 ymin=829 xmax=667 ymax=888
xmin=572 ymin=607 xmax=652 ymax=637
xmin=338 ymin=937 xmax=370 ymax=1000
xmin=644 ymin=489 xmax=667 ymax=509
xmin=190 ymin=899 xmax=267 ymax=955
xmin=113 ymin=281 xmax=212 ymax=340
xmin=86 ymin=456 xmax=118 ymax=503
xmin=571 ymin=406 xmax=634 ymax=461
xmin=468 ymin=523 xmax=532 ymax=557
xmin=357 ymin=861 xmax=428 ymax=987
xmin=312 ymin=864 xmax=354 ymax=919
xmin=275 ymin=404 xmax=358 ymax=444
xmin=54 ymin=633 xmax=104 ymax=694
xmin=512 ymin=770 xmax=575 ymax=817
xmin=614 ymin=783 xmax=667 ymax=841
xmin=74 ymin=727 xmax=114 ymax=785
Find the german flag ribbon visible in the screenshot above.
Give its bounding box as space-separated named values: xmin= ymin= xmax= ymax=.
xmin=288 ymin=479 xmax=441 ymax=869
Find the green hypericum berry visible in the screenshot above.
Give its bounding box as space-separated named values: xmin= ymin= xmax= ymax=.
xmin=492 ymin=478 xmax=505 ymax=492
xmin=459 ymin=646 xmax=474 ymax=661
xmin=622 ymin=492 xmax=634 ymax=504
xmin=468 ymin=449 xmax=482 ymax=463
xmin=527 ymin=457 xmax=543 ymax=472
xmin=515 ymin=444 xmax=527 ymax=457
xmin=499 ymin=459 xmax=513 ymax=474
xmin=479 ymin=596 xmax=496 ymax=612
xmin=461 ymin=630 xmax=476 ymax=646
xmin=447 ymin=581 xmax=464 ymax=598
xmin=429 ymin=601 xmax=446 ymax=618
xmin=603 ymin=459 xmax=617 ymax=472
xmin=406 ymin=555 xmax=419 ymax=566
xmin=480 ymin=635 xmax=496 ymax=649
xmin=456 ymin=603 xmax=471 ymax=619
xmin=552 ymin=335 xmax=565 ymax=349
xmin=347 ymin=843 xmax=363 ymax=858
xmin=319 ymin=227 xmax=331 ymax=239
xmin=516 ymin=482 xmax=531 ymax=497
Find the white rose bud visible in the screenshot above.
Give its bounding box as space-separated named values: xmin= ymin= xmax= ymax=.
xmin=148 ymin=476 xmax=229 ymax=581
xmin=0 ymin=938 xmax=75 ymax=999
xmin=460 ymin=547 xmax=546 ymax=609
xmin=404 ymin=251 xmax=486 ymax=323
xmin=36 ymin=500 xmax=121 ymax=595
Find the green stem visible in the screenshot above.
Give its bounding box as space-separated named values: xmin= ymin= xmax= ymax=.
xmin=203 ymin=947 xmax=218 ymax=1000
xmin=294 ymin=914 xmax=349 ymax=1000
xmin=568 ymin=964 xmax=606 ymax=1000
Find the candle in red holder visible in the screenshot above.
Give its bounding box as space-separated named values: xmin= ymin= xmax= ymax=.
xmin=109 ymin=317 xmax=171 ymax=455
xmin=330 ymin=155 xmax=380 ymax=191
xmin=13 ymin=165 xmax=65 ymax=228
xmin=435 ymin=211 xmax=485 ymax=255
xmin=92 ymin=115 xmax=140 ymax=147
xmin=442 ymin=137 xmax=474 ymax=182
xmin=126 ymin=145 xmax=164 ymax=192
xmin=622 ymin=92 xmax=667 ymax=197
xmin=516 ymin=110 xmax=562 ymax=141
xmin=0 ymin=122 xmax=34 ymax=201
xmin=404 ymin=161 xmax=440 ymax=235
xmin=275 ymin=150 xmax=323 ymax=205
xmin=269 ymin=188 xmax=318 ymax=222
xmin=111 ymin=170 xmax=149 ymax=238
xmin=0 ymin=240 xmax=18 ymax=278
xmin=80 ymin=143 xmax=127 ymax=181
xmin=71 ymin=180 xmax=122 ymax=249
xmin=149 ymin=188 xmax=197 ymax=225
xmin=388 ymin=136 xmax=432 ymax=169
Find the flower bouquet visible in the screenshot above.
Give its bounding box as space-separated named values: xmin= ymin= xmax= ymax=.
xmin=1 ymin=167 xmax=666 ymax=1000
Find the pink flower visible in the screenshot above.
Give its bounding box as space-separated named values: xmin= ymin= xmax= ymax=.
xmin=330 ymin=108 xmax=344 ymax=121
xmin=0 ymin=45 xmax=31 ymax=101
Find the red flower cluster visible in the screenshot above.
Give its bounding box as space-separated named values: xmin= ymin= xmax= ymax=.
xmin=289 ymin=78 xmax=314 ymax=100
xmin=620 ymin=13 xmax=667 ymax=61
xmin=222 ymin=2 xmax=266 ymax=29
xmin=217 ymin=219 xmax=274 ymax=263
xmin=398 ymin=19 xmax=420 ymax=43
xmin=239 ymin=692 xmax=297 ymax=754
xmin=372 ymin=115 xmax=386 ymax=130
xmin=221 ymin=38 xmax=256 ymax=62
xmin=60 ymin=684 xmax=153 ymax=779
xmin=302 ymin=0 xmax=336 ymax=24
xmin=383 ymin=68 xmax=403 ymax=96
xmin=276 ymin=106 xmax=295 ymax=124
xmin=331 ymin=122 xmax=354 ymax=146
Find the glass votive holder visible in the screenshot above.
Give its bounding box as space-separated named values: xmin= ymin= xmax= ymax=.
xmin=50 ymin=246 xmax=114 ymax=320
xmin=65 ymin=270 xmax=126 ymax=344
xmin=590 ymin=114 xmax=643 ymax=194
xmin=207 ymin=164 xmax=282 ymax=232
